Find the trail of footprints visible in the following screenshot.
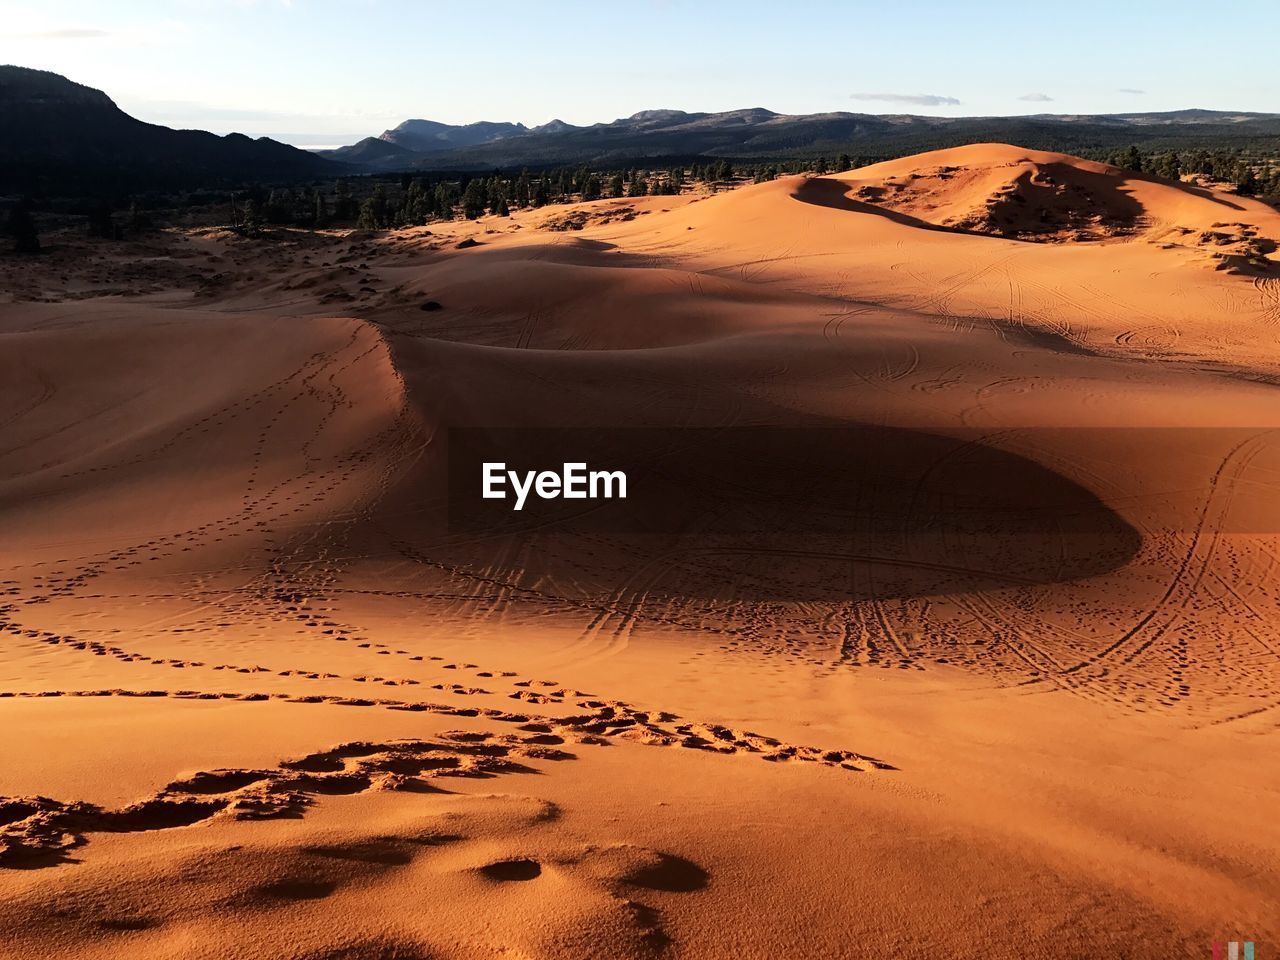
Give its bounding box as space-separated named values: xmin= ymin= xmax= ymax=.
xmin=0 ymin=315 xmax=897 ymax=873
xmin=2 ymin=581 xmax=893 ymax=787
xmin=1 ymin=728 xmax=564 ymax=868
xmin=0 ymin=701 xmax=890 ymax=867
xmin=4 ymin=470 xmax=893 ymax=869
xmin=13 ymin=336 xmax=1264 ymax=725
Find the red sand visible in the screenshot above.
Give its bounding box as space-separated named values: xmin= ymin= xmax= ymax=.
xmin=2 ymin=144 xmax=1278 ymax=959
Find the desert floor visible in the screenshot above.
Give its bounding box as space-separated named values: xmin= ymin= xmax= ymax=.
xmin=2 ymin=145 xmax=1279 ymax=959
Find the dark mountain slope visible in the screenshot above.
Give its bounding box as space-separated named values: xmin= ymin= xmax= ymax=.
xmin=322 ymin=136 xmax=418 ymax=165
xmin=379 ymin=118 xmax=532 ymax=152
xmin=0 ymin=66 xmax=344 ymax=193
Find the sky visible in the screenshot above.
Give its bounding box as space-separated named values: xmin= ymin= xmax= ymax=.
xmin=3 ymin=0 xmax=1278 ymax=148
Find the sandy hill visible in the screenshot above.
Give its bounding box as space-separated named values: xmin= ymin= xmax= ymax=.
xmin=1 ymin=145 xmax=1279 ymax=960
xmin=813 ymin=143 xmax=1280 ymax=262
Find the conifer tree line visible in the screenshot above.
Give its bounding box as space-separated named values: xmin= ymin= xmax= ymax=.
xmin=1104 ymin=145 xmax=1280 ymax=197
xmin=214 ymin=166 xmax=709 ymax=233
xmin=86 ymin=199 xmax=153 ymax=240
xmin=226 ymin=156 xmax=910 ymax=233
xmin=6 ymin=145 xmax=1280 ymax=253
xmin=349 ymin=165 xmax=692 ymax=230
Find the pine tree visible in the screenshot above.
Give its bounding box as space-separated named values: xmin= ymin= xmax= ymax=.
xmin=462 ymin=178 xmax=488 ymax=219
xmin=371 ymin=184 xmax=391 ymax=227
xmin=357 ymin=184 xmax=389 ymax=230
xmin=1262 ymin=166 xmax=1280 ymax=198
xmin=241 ymin=199 xmax=263 ymax=235
xmin=1151 ymin=152 xmax=1181 ymax=182
xmin=1117 ymin=145 xmax=1143 ymax=173
xmin=334 ymin=180 xmax=357 ymax=220
xmin=532 ymin=177 xmax=550 ymax=208
xmin=127 ymin=201 xmax=152 ymax=234
xmin=627 ymin=172 xmax=648 ymax=197
xmin=8 ymin=200 xmax=40 ymax=254
xmin=356 ymin=198 xmax=378 ymax=230
xmin=434 ymin=182 xmax=457 ymax=219
xmin=267 ymin=189 xmax=294 ymax=225
xmin=404 ymin=180 xmax=422 ymax=215
xmin=490 ymin=182 xmax=510 ymax=217
xmin=415 ymin=192 xmax=432 ymax=224
xmin=296 ymin=186 xmax=313 ymax=225
xmin=488 ymin=178 xmax=509 ymax=216
xmin=88 ymin=200 xmax=117 ymax=239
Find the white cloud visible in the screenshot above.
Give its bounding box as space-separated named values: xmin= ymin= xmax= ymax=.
xmin=850 ymin=92 xmax=961 ymax=107
xmin=1018 ymin=92 xmax=1053 ymax=102
xmin=2 ymin=9 xmax=191 ymax=47
xmin=19 ymin=28 xmax=110 ymax=39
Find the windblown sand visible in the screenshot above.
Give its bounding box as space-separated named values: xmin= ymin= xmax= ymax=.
xmin=2 ymin=144 xmax=1279 ymax=959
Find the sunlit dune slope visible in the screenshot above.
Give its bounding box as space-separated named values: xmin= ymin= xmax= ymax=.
xmin=816 ymin=142 xmax=1280 ymax=268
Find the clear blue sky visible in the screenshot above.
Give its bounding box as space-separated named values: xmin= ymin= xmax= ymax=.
xmin=3 ymin=0 xmax=1277 ymax=147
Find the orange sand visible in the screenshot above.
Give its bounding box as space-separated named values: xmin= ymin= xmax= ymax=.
xmin=2 ymin=144 xmax=1279 ymax=959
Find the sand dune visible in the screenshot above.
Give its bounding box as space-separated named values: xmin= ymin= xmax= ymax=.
xmin=2 ymin=146 xmax=1279 ymax=959
xmin=826 ymin=144 xmax=1280 ymax=249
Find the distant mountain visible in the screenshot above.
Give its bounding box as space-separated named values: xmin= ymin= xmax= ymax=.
xmin=379 ymin=118 xmax=532 ymax=152
xmin=1077 ymin=109 xmax=1277 ymax=125
xmin=0 ymin=65 xmax=344 ymax=193
xmin=320 ymin=106 xmax=1280 ymax=173
xmin=8 ymin=65 xmax=1278 ymax=194
xmin=532 ymin=119 xmax=575 ymax=135
xmin=324 ymin=136 xmax=418 ymax=165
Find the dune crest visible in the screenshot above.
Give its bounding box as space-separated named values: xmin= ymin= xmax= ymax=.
xmin=803 ymin=143 xmax=1280 ymax=266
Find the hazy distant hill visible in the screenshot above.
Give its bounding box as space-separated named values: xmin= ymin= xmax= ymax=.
xmin=318 ymin=106 xmax=1280 ymax=172
xmin=380 ymin=118 xmax=533 ymax=152
xmin=323 ymin=136 xmax=419 ymax=165
xmin=0 ymin=66 xmax=343 ymax=193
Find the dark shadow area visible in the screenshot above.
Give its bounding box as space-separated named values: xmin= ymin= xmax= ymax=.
xmin=97 ymin=917 xmax=159 ymax=931
xmin=792 ymin=178 xmax=969 ymax=235
xmin=479 ymin=858 xmax=542 ymax=882
xmin=1140 ymin=172 xmax=1246 ymax=211
xmin=251 ymin=878 xmax=340 ymax=901
xmin=792 ymin=164 xmax=1248 ymax=241
xmin=413 ymin=423 xmax=1145 ymax=604
xmin=623 ymin=853 xmax=710 ymax=893
xmin=990 ymin=319 xmax=1102 ymax=357
xmin=303 ymin=841 xmax=415 ymax=866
